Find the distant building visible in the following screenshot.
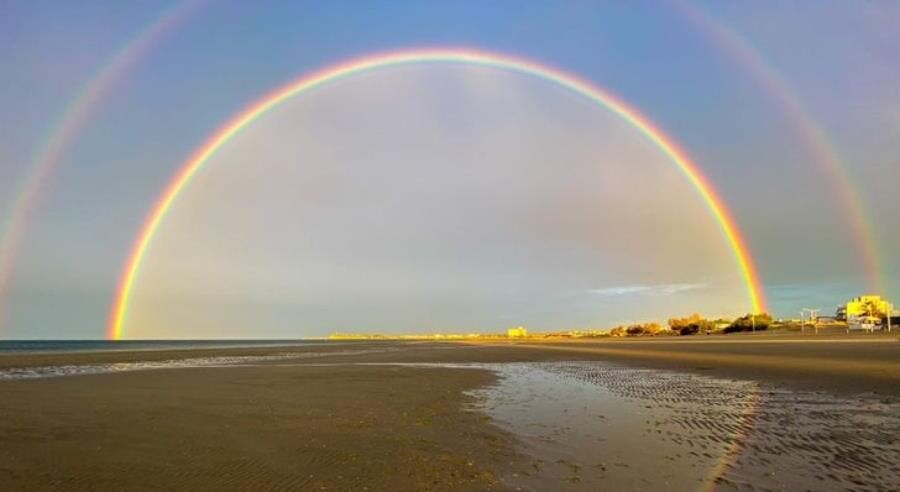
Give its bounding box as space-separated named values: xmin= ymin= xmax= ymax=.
xmin=838 ymin=295 xmax=892 ymax=321
xmin=507 ymin=326 xmax=528 ymax=338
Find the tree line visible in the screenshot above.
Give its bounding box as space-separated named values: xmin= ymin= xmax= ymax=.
xmin=609 ymin=312 xmax=773 ymax=337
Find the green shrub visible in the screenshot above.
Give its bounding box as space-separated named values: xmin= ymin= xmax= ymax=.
xmin=724 ymin=313 xmax=773 ymax=333
xmin=668 ymin=314 xmax=715 ymax=336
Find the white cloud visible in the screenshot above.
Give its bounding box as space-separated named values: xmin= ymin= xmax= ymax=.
xmin=586 ymin=285 xmax=652 ymax=297
xmin=659 ymin=283 xmax=710 ymax=294
xmin=586 ymin=283 xmax=708 ymax=297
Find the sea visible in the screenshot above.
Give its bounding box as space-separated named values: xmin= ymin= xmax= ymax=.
xmin=0 ymin=339 xmax=353 ymax=380
xmin=0 ymin=339 xmax=326 ymax=354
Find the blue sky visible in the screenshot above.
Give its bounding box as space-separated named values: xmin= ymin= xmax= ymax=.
xmin=1 ymin=1 xmax=898 ymax=338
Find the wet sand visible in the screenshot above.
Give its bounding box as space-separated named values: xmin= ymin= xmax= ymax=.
xmin=464 ymin=360 xmax=899 ymax=490
xmin=0 ymin=360 xmax=516 ymax=490
xmin=506 ymin=334 xmax=900 ymax=396
xmin=1 ymin=338 xmax=898 ymax=490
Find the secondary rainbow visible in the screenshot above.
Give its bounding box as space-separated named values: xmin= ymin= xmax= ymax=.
xmin=673 ymin=1 xmax=883 ymax=294
xmin=108 ymin=48 xmax=767 ymax=340
xmin=0 ymin=0 xmax=207 ymax=331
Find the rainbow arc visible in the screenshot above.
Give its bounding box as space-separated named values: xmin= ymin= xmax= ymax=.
xmin=108 ymin=48 xmax=767 ymax=340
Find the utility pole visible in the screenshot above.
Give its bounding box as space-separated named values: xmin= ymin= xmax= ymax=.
xmin=800 ymin=308 xmax=820 ymax=335
xmin=751 ymin=313 xmax=755 ymax=333
xmin=888 ymin=302 xmax=893 ymax=333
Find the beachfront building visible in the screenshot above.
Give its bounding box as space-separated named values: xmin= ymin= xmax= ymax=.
xmin=837 ymin=295 xmax=892 ymax=321
xmin=507 ymin=326 xmax=528 ymax=338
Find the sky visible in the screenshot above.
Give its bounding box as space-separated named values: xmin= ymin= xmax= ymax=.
xmin=1 ymin=0 xmax=898 ymax=339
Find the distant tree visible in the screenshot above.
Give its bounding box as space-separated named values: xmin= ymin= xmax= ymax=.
xmin=619 ymin=322 xmax=663 ymax=336
xmin=860 ymin=299 xmax=888 ymax=319
xmin=643 ymin=322 xmax=663 ymax=335
xmin=724 ymin=313 xmax=773 ymax=333
xmin=668 ymin=313 xmax=700 ymax=332
xmin=668 ymin=314 xmax=714 ymax=336
xmin=679 ymin=324 xmax=699 ymax=336
xmin=836 ymin=307 xmax=847 ymax=321
xmin=610 ymin=326 xmax=627 ymax=337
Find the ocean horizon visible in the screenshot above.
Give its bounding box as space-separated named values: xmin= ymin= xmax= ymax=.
xmin=0 ymin=339 xmax=330 ymax=354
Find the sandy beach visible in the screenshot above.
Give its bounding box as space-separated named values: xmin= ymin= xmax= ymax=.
xmin=1 ymin=337 xmax=898 ymax=490
xmin=0 ymin=351 xmax=516 ymax=490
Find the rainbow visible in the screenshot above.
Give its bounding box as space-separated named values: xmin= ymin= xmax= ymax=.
xmin=0 ymin=0 xmax=206 ymax=331
xmin=704 ymin=385 xmax=762 ymax=490
xmin=107 ymin=48 xmax=767 ymax=340
xmin=673 ymin=2 xmax=883 ymax=294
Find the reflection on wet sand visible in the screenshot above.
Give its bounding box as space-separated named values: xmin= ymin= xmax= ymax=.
xmin=460 ymin=361 xmax=898 ymax=490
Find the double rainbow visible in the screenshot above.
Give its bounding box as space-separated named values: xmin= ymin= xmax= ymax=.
xmin=107 ymin=48 xmax=767 ymax=340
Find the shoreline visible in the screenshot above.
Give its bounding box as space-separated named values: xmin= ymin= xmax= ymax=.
xmin=2 ymin=336 xmax=898 ymax=395
xmin=0 ymin=340 xmax=399 ymax=369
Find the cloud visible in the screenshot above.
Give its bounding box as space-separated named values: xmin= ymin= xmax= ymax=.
xmin=585 ymin=283 xmax=708 ymax=297
xmin=659 ymin=283 xmax=710 ymax=294
xmin=587 ymin=285 xmax=651 ymax=297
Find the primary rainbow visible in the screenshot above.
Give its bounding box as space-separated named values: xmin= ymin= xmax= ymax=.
xmin=107 ymin=48 xmax=767 ymax=340
xmin=704 ymin=385 xmax=762 ymax=490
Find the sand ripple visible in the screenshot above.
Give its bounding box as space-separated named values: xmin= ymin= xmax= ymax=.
xmin=542 ymin=362 xmax=900 ymax=491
